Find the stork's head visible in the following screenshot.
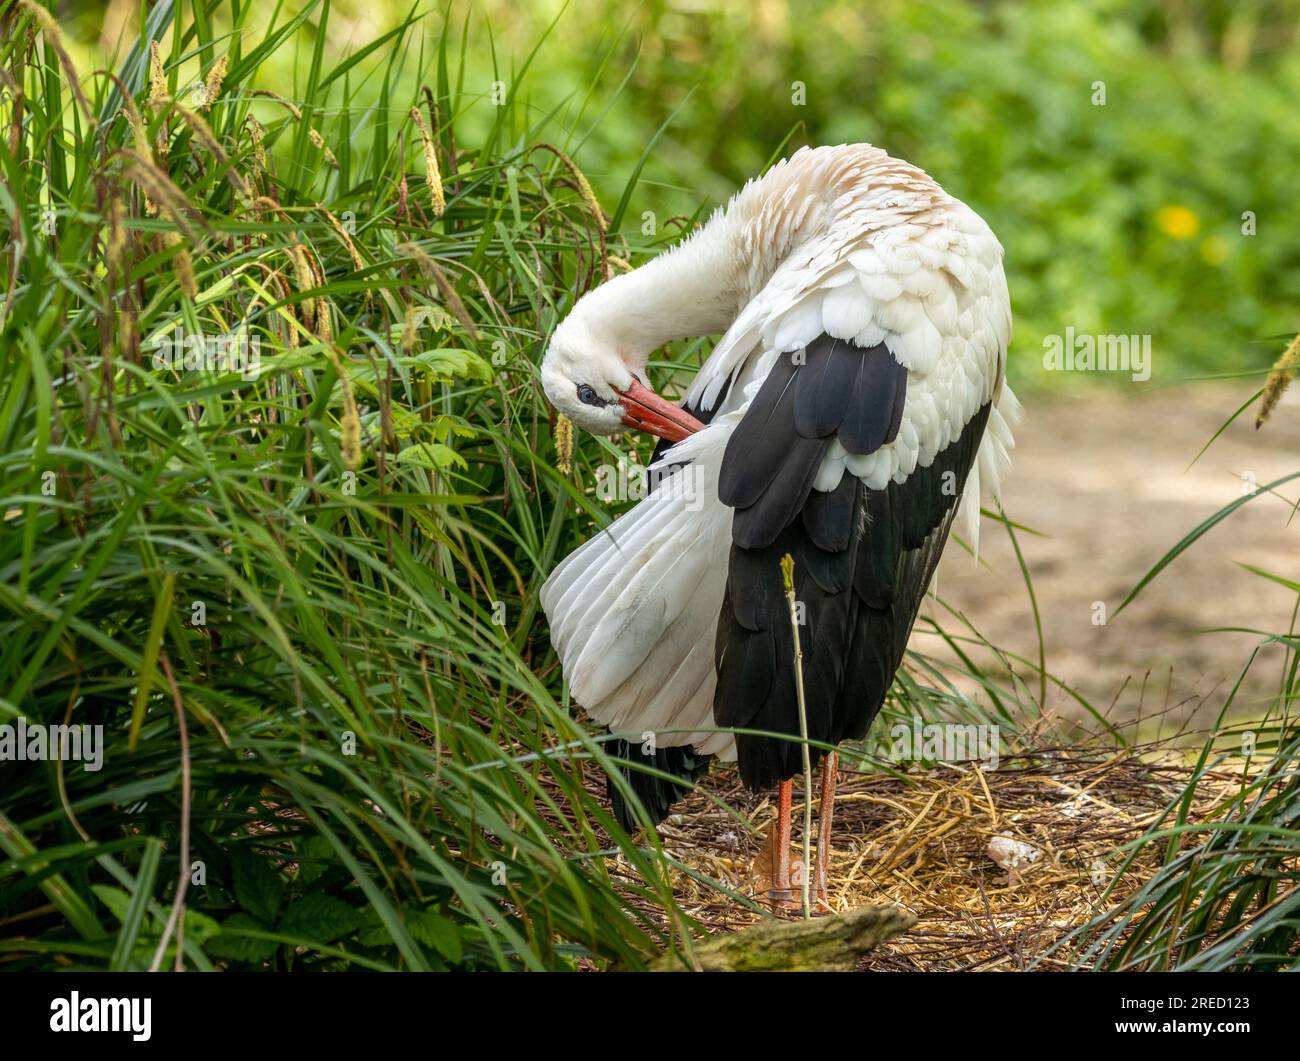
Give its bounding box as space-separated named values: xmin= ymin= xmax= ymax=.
xmin=541 ymin=309 xmax=704 ymax=443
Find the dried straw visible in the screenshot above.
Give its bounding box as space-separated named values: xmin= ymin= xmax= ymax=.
xmin=546 ymin=740 xmax=1244 ymax=971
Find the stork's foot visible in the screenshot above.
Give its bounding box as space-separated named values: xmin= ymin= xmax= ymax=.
xmin=812 ymin=751 xmax=839 ymax=915
xmin=763 ymin=779 xmax=801 ymax=912
xmin=812 ymin=855 xmax=829 ymax=912
xmin=766 ymin=860 xmax=832 ymax=915
xmin=809 ymin=869 xmax=834 ymax=915
xmin=759 ymin=763 xmax=839 ymax=914
xmin=759 ymin=764 xmax=837 ymax=915
xmin=812 ymin=879 xmax=835 ymax=915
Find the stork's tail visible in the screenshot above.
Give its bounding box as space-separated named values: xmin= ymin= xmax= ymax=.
xmin=954 ymin=382 xmax=1022 ymax=557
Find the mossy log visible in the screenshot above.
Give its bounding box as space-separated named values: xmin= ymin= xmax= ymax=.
xmin=654 ymin=903 xmax=916 ymax=972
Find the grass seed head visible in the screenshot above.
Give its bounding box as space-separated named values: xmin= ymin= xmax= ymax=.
xmin=309 ymin=127 xmax=339 ymax=170
xmin=554 ymin=415 xmax=573 ymax=475
xmin=410 ymin=107 xmax=446 ymax=218
xmin=333 ymin=352 xmax=362 ymax=471
xmin=402 ymin=304 xmax=417 ymax=352
xmin=165 ymin=232 xmax=197 ymax=299
xmin=247 ymin=116 xmax=269 ymax=171
xmin=106 ymin=197 xmax=126 ymax=275
xmin=148 ymin=41 xmax=167 ymax=110
xmin=341 ymin=398 xmax=361 ymax=470
xmin=20 ymin=0 xmax=93 ymax=126
xmin=203 ymin=55 xmax=228 ymax=110
xmin=120 ymin=102 xmax=158 ymax=216
xmin=533 ymin=143 xmax=605 ymax=233
xmin=322 ymin=207 xmax=365 ymax=273
xmin=1256 ymin=331 xmax=1300 ymax=429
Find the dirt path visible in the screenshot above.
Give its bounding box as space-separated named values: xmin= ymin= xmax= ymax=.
xmin=916 ymin=381 xmax=1300 ymax=733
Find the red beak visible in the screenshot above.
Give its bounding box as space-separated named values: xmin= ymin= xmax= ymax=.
xmin=616 ymin=379 xmax=706 ymax=443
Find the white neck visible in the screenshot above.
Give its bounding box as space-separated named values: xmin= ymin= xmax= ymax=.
xmin=575 ymin=223 xmax=745 ymax=367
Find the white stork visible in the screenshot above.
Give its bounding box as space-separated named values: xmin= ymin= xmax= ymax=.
xmin=540 ymin=143 xmax=1019 ymax=908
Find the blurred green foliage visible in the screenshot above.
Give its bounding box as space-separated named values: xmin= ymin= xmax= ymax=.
xmin=63 ymin=0 xmax=1300 ymax=384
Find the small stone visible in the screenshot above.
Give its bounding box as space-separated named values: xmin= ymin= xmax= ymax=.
xmin=987 ymin=835 xmax=1042 ymax=874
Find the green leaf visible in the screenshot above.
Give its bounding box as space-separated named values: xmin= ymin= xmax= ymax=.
xmin=91 ymin=885 xmax=133 ymax=923
xmin=356 ymin=909 xmax=390 ymax=948
xmin=394 ymin=442 xmax=467 ymax=471
xmin=429 ymin=414 xmax=477 ymax=441
xmin=129 ymin=573 xmax=175 ymax=752
xmin=109 ymin=838 xmax=162 ymax=971
xmin=206 ymin=914 xmax=278 ymax=963
xmin=183 ymin=908 xmax=222 ymax=946
xmin=295 ymin=836 xmax=334 ymax=885
xmin=414 ymin=348 xmax=493 ymax=383
xmin=278 ymin=893 xmax=365 ymax=943
xmin=407 ymin=909 xmax=463 ymax=964
xmin=231 ymin=849 xmax=286 ymax=924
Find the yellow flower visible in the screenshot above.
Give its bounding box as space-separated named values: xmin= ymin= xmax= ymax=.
xmin=1156 ymin=205 xmax=1199 ymax=240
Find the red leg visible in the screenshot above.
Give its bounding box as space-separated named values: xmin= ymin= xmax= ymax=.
xmin=769 ymin=778 xmax=795 ymax=909
xmin=814 ymin=751 xmax=839 ymax=909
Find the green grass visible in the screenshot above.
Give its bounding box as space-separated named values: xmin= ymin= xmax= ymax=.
xmin=0 ymin=0 xmax=713 ymax=970
xmin=1058 ymin=399 xmax=1300 ymax=971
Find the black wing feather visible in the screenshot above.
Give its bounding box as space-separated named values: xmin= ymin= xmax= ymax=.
xmin=794 ymin=335 xmax=861 ymax=437
xmin=712 ymin=331 xmax=991 ymax=790
xmin=801 ymin=471 xmax=858 ymax=552
xmin=829 ymin=402 xmax=991 ymax=749
xmin=716 ymin=353 xmax=800 ymax=509
xmin=730 ymin=434 xmax=832 ymax=550
xmin=839 ymin=342 xmax=908 ymax=454
xmin=607 ymin=736 xmax=713 ymax=831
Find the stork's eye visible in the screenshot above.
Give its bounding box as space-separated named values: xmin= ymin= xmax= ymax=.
xmin=576 ymin=383 xmax=604 ymax=407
